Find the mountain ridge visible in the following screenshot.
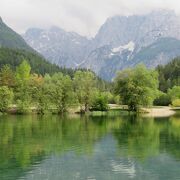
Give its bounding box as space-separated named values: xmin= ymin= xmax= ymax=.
xmin=23 ymin=10 xmax=180 ymax=80
xmin=0 ymin=17 xmax=80 ymax=77
xmin=0 ymin=17 xmax=35 ymax=52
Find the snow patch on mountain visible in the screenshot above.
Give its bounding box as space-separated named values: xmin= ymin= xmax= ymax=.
xmin=23 ymin=10 xmax=180 ymax=80
xmin=112 ymin=41 xmax=135 ymax=53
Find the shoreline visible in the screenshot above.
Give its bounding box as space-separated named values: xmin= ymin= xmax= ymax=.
xmin=142 ymin=106 xmax=176 ymax=117
xmin=3 ymin=104 xmax=179 ymax=117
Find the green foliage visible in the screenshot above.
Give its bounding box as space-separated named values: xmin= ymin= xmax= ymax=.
xmin=168 ymin=86 xmax=180 ymax=101
xmin=29 ymin=74 xmax=48 ymax=114
xmin=0 ymin=65 xmax=15 ymax=87
xmin=15 ymin=60 xmax=32 ymax=114
xmin=16 ymin=100 xmax=31 ymax=114
xmin=35 ymin=90 xmax=49 ymax=114
xmin=157 ymin=58 xmax=180 ymax=92
xmin=97 ymin=91 xmax=121 ymax=104
xmin=49 ymin=73 xmax=73 ymax=113
xmin=167 ymin=86 xmax=180 ymax=107
xmin=91 ymin=91 xmax=109 ymax=111
xmin=0 ymin=50 xmax=110 ymax=114
xmin=172 ymin=99 xmax=180 ymax=107
xmin=15 ymin=87 xmax=31 ymax=113
xmin=74 ymin=71 xmax=96 ymax=112
xmin=0 ymin=47 xmax=81 ymax=76
xmin=153 ymin=93 xmax=171 ymax=106
xmin=103 ymin=92 xmax=114 ymax=104
xmin=114 ymin=64 xmax=159 ymax=111
xmin=16 ymin=60 xmax=31 ymax=83
xmin=2 ymin=55 xmax=179 ymax=114
xmin=0 ymin=86 xmax=13 ymax=112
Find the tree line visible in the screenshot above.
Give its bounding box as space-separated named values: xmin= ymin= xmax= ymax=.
xmin=0 ymin=47 xmax=93 ymax=77
xmin=0 ymin=58 xmax=179 ymax=114
xmin=156 ymin=57 xmax=180 ymax=92
xmin=114 ymin=63 xmax=180 ymax=111
xmin=0 ymin=60 xmax=116 ymax=114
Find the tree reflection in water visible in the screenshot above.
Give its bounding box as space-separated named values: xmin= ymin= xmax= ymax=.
xmin=0 ymin=112 xmax=179 ymax=179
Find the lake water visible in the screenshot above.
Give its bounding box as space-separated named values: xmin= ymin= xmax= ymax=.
xmin=0 ymin=111 xmax=180 ymax=180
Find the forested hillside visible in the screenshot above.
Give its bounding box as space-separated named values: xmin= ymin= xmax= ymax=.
xmin=0 ymin=17 xmax=34 ymax=52
xmin=0 ymin=60 xmax=114 ymax=114
xmin=0 ymin=47 xmax=83 ymax=76
xmin=0 ymin=17 xmax=81 ymax=77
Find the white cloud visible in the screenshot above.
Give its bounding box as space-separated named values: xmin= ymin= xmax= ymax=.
xmin=1 ymin=0 xmax=180 ymax=37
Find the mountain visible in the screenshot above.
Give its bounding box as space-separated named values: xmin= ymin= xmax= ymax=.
xmin=93 ymin=10 xmax=180 ymax=48
xmin=0 ymin=47 xmax=67 ymax=75
xmin=93 ymin=37 xmax=180 ymax=80
xmin=0 ymin=17 xmax=81 ymax=77
xmin=0 ymin=17 xmax=34 ymax=52
xmin=23 ymin=27 xmax=90 ymax=67
xmin=23 ymin=10 xmax=180 ymax=80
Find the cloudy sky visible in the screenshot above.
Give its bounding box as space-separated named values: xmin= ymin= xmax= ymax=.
xmin=1 ymin=0 xmax=180 ymax=37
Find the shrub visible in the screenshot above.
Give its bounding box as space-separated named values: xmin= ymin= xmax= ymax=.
xmin=16 ymin=100 xmax=31 ymax=114
xmin=101 ymin=92 xmax=120 ymax=104
xmin=172 ymin=99 xmax=180 ymax=107
xmin=91 ymin=93 xmax=109 ymax=111
xmin=0 ymin=86 xmax=13 ymax=112
xmin=153 ymin=94 xmax=171 ymax=106
xmin=168 ymin=86 xmax=180 ymax=101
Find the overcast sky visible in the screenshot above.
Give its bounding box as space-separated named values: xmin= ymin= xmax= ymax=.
xmin=1 ymin=0 xmax=180 ymax=37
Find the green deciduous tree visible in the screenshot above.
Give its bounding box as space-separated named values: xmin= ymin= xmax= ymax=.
xmin=0 ymin=65 xmax=15 ymax=87
xmin=114 ymin=64 xmax=159 ymax=111
xmin=153 ymin=93 xmax=171 ymax=106
xmin=28 ymin=73 xmax=47 ymax=113
xmin=47 ymin=73 xmax=73 ymax=114
xmin=74 ymin=71 xmax=96 ymax=112
xmin=172 ymin=99 xmax=180 ymax=107
xmin=0 ymin=86 xmax=13 ymax=112
xmin=91 ymin=91 xmax=109 ymax=111
xmin=16 ymin=60 xmax=31 ymax=83
xmin=168 ymin=86 xmax=180 ymax=101
xmin=15 ymin=60 xmax=32 ymax=113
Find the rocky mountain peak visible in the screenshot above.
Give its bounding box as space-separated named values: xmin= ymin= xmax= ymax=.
xmin=23 ymin=10 xmax=180 ymax=80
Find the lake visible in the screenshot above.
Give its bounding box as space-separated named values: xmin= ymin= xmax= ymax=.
xmin=0 ymin=111 xmax=180 ymax=180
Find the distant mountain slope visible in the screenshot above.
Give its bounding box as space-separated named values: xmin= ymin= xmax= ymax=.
xmin=131 ymin=37 xmax=180 ymax=66
xmin=93 ymin=10 xmax=180 ymax=48
xmin=97 ymin=37 xmax=180 ymax=80
xmin=0 ymin=17 xmax=34 ymax=52
xmin=0 ymin=17 xmax=55 ymax=73
xmin=23 ymin=10 xmax=180 ymax=80
xmin=0 ymin=18 xmax=80 ymax=76
xmin=0 ymin=47 xmax=71 ymax=75
xmin=23 ymin=27 xmax=90 ymax=68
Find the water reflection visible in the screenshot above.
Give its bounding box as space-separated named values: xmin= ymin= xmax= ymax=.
xmin=0 ymin=112 xmax=179 ymax=179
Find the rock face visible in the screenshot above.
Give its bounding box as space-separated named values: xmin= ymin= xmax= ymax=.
xmin=23 ymin=27 xmax=90 ymax=67
xmin=23 ymin=10 xmax=180 ymax=80
xmin=94 ymin=10 xmax=180 ymax=48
